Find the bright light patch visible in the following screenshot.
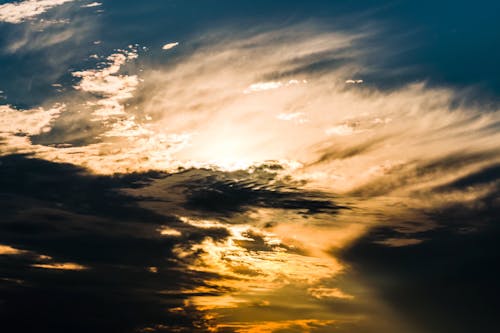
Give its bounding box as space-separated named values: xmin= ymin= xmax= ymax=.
xmin=31 ymin=262 xmax=88 ymax=270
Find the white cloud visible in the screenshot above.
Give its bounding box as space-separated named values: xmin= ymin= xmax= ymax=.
xmin=0 ymin=0 xmax=75 ymax=24
xmin=0 ymin=104 xmax=63 ymax=135
xmin=243 ymin=81 xmax=283 ymax=94
xmin=276 ymin=112 xmax=308 ymax=124
xmin=277 ymin=112 xmax=305 ymax=121
xmin=72 ymin=49 xmax=139 ymax=118
xmin=0 ymin=104 xmax=66 ymax=158
xmin=162 ymin=42 xmax=179 ymax=50
xmin=81 ymin=1 xmax=101 ymax=8
xmin=325 ymin=124 xmax=356 ymax=136
xmin=243 ymin=79 xmax=304 ymax=94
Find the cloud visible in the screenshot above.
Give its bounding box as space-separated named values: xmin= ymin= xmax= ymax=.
xmin=31 ymin=262 xmax=88 ymax=270
xmin=0 ymin=154 xmax=372 ymax=332
xmin=1 ymin=24 xmax=498 ymax=224
xmin=345 ymin=79 xmax=363 ymax=84
xmin=324 ymin=124 xmax=357 ymax=136
xmin=0 ymin=0 xmax=75 ymax=24
xmin=0 ymin=104 xmax=63 ymax=135
xmin=276 ymin=112 xmax=306 ymax=122
xmin=1 ymin=24 xmax=499 ymax=224
xmin=0 ymin=104 xmax=66 ymax=156
xmin=308 ymin=287 xmax=354 ymax=300
xmin=72 ymin=48 xmax=139 ymax=118
xmin=81 ymin=1 xmax=101 ymax=8
xmin=0 ymin=244 xmax=25 ymax=255
xmin=340 ymin=188 xmax=500 ymax=332
xmin=162 ymin=41 xmax=179 ymax=50
xmin=243 ymin=79 xmax=305 ymax=94
xmin=213 ymin=319 xmax=337 ymax=333
xmin=243 ymin=81 xmax=283 ymax=93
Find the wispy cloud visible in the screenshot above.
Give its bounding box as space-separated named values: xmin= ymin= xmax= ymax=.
xmin=2 ymin=24 xmax=499 ymax=194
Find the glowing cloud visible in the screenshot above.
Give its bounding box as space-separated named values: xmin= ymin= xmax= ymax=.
xmin=1 ymin=25 xmax=499 ymax=198
xmin=345 ymin=79 xmax=363 ymax=84
xmin=0 ymin=244 xmax=25 ymax=255
xmin=31 ymin=262 xmax=88 ymax=270
xmin=162 ymin=41 xmax=179 ymax=50
xmin=72 ymin=48 xmax=139 ymax=118
xmin=0 ymin=104 xmax=63 ymax=135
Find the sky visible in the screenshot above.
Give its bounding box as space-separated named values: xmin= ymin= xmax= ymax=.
xmin=0 ymin=1 xmax=499 ymax=332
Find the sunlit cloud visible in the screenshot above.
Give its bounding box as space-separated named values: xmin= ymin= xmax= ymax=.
xmin=213 ymin=319 xmax=337 ymax=333
xmin=0 ymin=104 xmax=63 ymax=135
xmin=31 ymin=262 xmax=88 ymax=270
xmin=276 ymin=111 xmax=307 ymax=122
xmin=308 ymin=287 xmax=354 ymax=300
xmin=0 ymin=244 xmax=26 ymax=255
xmin=0 ymin=242 xmax=87 ymax=271
xmin=162 ymin=41 xmax=179 ymax=50
xmin=171 ymin=215 xmax=348 ymax=321
xmin=345 ymin=79 xmax=363 ymax=84
xmin=324 ymin=124 xmax=357 ymax=136
xmin=243 ymin=79 xmax=305 ymax=94
xmin=157 ymin=226 xmax=182 ymax=237
xmin=72 ymin=48 xmax=139 ymax=118
xmin=0 ymin=104 xmax=65 ymax=156
xmin=81 ymin=1 xmax=101 ymax=8
xmin=0 ymin=0 xmax=75 ymax=24
xmin=1 ymin=24 xmax=498 ymax=202
xmin=243 ymin=81 xmax=283 ymax=93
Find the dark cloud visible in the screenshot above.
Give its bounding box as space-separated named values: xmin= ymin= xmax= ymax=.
xmin=0 ymin=154 xmax=347 ymax=333
xmin=0 ymin=156 xmax=194 ymax=333
xmin=340 ymin=185 xmax=500 ymax=333
xmin=127 ymin=165 xmax=345 ymax=219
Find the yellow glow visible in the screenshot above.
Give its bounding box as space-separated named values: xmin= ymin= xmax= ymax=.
xmin=31 ymin=262 xmax=88 ymax=270
xmin=158 ymin=226 xmax=182 ymax=236
xmin=0 ymin=244 xmax=24 ymax=255
xmin=308 ymin=287 xmax=354 ymax=300
xmin=214 ymin=319 xmax=337 ymax=333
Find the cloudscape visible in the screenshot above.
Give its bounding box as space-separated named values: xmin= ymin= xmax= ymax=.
xmin=1 ymin=1 xmax=499 ymax=332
